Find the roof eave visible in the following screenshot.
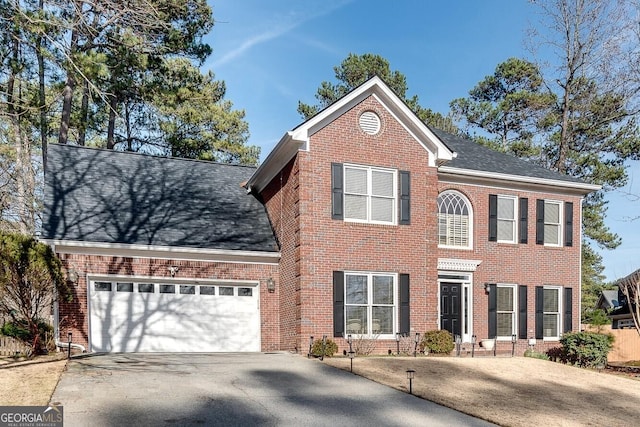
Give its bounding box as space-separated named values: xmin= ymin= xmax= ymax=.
xmin=246 ymin=132 xmax=305 ymax=194
xmin=438 ymin=166 xmax=601 ymax=195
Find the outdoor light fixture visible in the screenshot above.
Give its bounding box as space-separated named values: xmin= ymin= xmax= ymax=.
xmin=414 ymin=332 xmax=420 ymax=357
xmin=348 ymin=350 xmax=355 ymax=373
xmin=511 ymin=334 xmax=517 ymax=357
xmin=484 ymin=283 xmax=491 ymax=293
xmin=406 ymin=369 xmax=416 ymax=394
xmin=308 ymin=336 xmax=314 ymax=358
xmin=347 ymin=334 xmax=353 ymax=353
xmin=455 ymin=334 xmax=462 ymax=357
xmin=396 ymin=332 xmax=400 ymax=355
xmin=67 ymin=268 xmax=78 ymax=284
xmin=266 ymin=278 xmax=275 ymax=293
xmin=471 ymin=335 xmax=477 ymax=358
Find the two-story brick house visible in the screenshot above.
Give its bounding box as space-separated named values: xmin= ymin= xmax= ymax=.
xmin=43 ymin=76 xmax=598 ymax=354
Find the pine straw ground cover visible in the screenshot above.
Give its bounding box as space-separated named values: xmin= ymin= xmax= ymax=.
xmin=322 ymin=356 xmax=640 ymax=427
xmin=0 ymin=354 xmax=67 ymax=405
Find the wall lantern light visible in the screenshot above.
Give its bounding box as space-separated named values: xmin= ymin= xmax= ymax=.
xmin=484 ymin=283 xmax=491 ymax=293
xmin=67 ymin=268 xmax=79 ymax=284
xmin=266 ymin=278 xmax=276 ymax=293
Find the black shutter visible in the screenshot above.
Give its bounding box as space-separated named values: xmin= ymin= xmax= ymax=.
xmin=519 ymin=198 xmax=528 ymax=244
xmin=331 ymin=163 xmax=343 ymax=220
xmin=535 ymin=286 xmax=544 ymax=339
xmin=488 ymin=195 xmax=498 ymax=242
xmin=399 ymin=274 xmax=410 ymax=334
xmin=564 ymin=287 xmax=573 ymax=333
xmin=564 ymin=202 xmax=573 ymax=247
xmin=518 ymin=285 xmax=528 ymax=339
xmin=488 ymin=284 xmax=497 ymax=338
xmin=536 ymin=199 xmax=545 ymax=245
xmin=333 ymin=271 xmax=344 ymax=337
xmin=399 ymin=171 xmax=410 ymax=225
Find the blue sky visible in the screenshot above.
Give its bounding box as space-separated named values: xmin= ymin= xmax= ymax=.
xmin=204 ymin=0 xmax=639 ymax=283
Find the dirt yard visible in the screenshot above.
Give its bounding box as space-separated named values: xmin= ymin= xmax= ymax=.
xmin=323 ymin=355 xmax=640 ymax=427
xmin=0 ymin=356 xmax=67 ymax=405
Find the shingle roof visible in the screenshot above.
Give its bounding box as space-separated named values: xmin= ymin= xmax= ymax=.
xmin=42 ymin=144 xmax=277 ymax=252
xmin=432 ymin=129 xmax=588 ymax=184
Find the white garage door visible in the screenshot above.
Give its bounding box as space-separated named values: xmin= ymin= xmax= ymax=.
xmin=89 ymin=280 xmax=260 ymax=352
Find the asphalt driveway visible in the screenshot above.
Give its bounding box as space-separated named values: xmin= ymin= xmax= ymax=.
xmin=51 ymin=352 xmax=493 ymax=426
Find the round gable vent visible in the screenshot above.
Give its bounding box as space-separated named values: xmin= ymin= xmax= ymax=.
xmin=359 ymin=111 xmax=381 ymax=135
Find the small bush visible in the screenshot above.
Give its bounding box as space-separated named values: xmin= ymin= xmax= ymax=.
xmin=420 ymin=330 xmax=454 ymax=354
xmin=524 ymin=349 xmax=550 ymax=360
xmin=560 ymin=332 xmax=613 ymax=368
xmin=349 ymin=334 xmax=379 ymax=356
xmin=311 ymin=338 xmax=338 ymax=357
xmin=1 ymin=319 xmax=53 ymax=354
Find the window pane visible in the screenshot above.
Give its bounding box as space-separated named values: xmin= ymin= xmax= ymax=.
xmin=370 ymin=197 xmax=393 ymax=222
xmin=497 ymin=220 xmax=514 ymax=241
xmin=219 ymin=287 xmax=234 ymax=296
xmin=497 ymin=313 xmax=513 ymax=336
xmin=238 ymin=287 xmax=252 ymax=296
xmin=497 ymin=287 xmax=514 ymax=311
xmin=543 ymin=288 xmax=559 ymax=312
xmin=544 ymin=202 xmax=560 ymax=223
xmin=371 ymin=171 xmax=393 ymax=197
xmin=373 ymin=276 xmax=394 ymax=304
xmin=372 ymin=306 xmax=393 ymax=334
xmin=345 ymin=168 xmax=367 ymax=194
xmin=346 ymin=275 xmax=367 ymax=304
xmin=180 ymin=285 xmax=195 ymax=295
xmin=138 ymin=283 xmax=154 ymax=293
xmin=95 ymin=282 xmax=112 ymax=291
xmin=346 ymin=306 xmax=367 ymax=334
xmin=544 ymin=224 xmax=559 ymax=245
xmin=116 ymin=282 xmax=133 ymax=292
xmin=345 ymin=194 xmax=367 ymax=220
xmin=438 ymin=215 xmax=448 ymax=244
xmin=200 ymin=286 xmax=215 ymax=295
xmin=497 ymin=197 xmax=514 ymax=219
xmin=160 ymin=284 xmax=175 ymax=294
xmin=543 ymin=314 xmax=558 ymax=337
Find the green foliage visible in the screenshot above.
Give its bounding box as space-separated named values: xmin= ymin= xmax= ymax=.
xmin=0 ymin=233 xmax=69 ymax=354
xmin=298 ymin=53 xmax=458 ymax=132
xmin=1 ymin=319 xmax=53 ymax=349
xmin=524 ymin=349 xmax=550 ymax=360
xmin=420 ymin=330 xmax=454 ymax=354
xmin=311 ymin=338 xmax=338 ymax=357
xmin=560 ymin=332 xmax=614 ymax=368
xmin=583 ymin=308 xmax=611 ymax=328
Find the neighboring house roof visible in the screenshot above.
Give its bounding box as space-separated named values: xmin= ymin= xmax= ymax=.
xmin=247 ymin=76 xmax=455 ymax=194
xmin=596 ymin=290 xmax=622 ymax=310
xmin=42 ymin=144 xmax=277 ymax=252
xmin=434 ymin=129 xmax=600 ymax=194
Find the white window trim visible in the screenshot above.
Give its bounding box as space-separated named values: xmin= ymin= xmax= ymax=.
xmin=343 ymin=164 xmax=397 ymax=225
xmin=344 ymin=271 xmax=397 ymax=338
xmin=543 ymin=285 xmax=563 ymax=341
xmin=496 ymin=283 xmax=517 ymax=340
xmin=543 ymin=200 xmax=563 ymax=247
xmin=497 ymin=195 xmax=517 ymax=244
xmin=437 ymin=190 xmax=473 ymax=250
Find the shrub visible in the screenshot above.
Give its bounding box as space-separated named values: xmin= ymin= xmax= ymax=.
xmin=420 ymin=330 xmax=454 ymax=354
xmin=311 ymin=338 xmax=338 ymax=357
xmin=560 ymin=332 xmax=613 ymax=368
xmin=349 ymin=333 xmax=379 ymax=356
xmin=1 ymin=319 xmax=54 ymax=353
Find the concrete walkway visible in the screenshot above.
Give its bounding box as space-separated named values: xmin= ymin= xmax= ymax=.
xmin=51 ymin=352 xmax=494 ymax=426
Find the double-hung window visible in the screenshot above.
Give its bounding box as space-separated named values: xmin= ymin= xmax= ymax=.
xmin=543 ymin=200 xmax=562 ymax=246
xmin=496 ymin=284 xmax=517 ymax=338
xmin=542 ymin=286 xmax=561 ymax=339
xmin=345 ymin=272 xmax=395 ymax=335
xmin=497 ymin=196 xmax=517 ymax=243
xmin=343 ymin=165 xmax=396 ymax=224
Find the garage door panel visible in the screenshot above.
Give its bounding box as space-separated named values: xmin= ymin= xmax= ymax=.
xmin=90 ymin=281 xmax=260 ymax=352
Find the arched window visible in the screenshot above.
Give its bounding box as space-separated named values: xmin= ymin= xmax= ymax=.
xmin=437 ymin=191 xmax=472 ymax=248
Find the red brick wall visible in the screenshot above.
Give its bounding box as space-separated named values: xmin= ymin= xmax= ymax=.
xmin=259 ymin=94 xmax=585 ymax=355
xmin=260 ymin=157 xmax=302 ymax=352
xmin=437 ymin=181 xmax=583 ymax=351
xmin=57 ymin=253 xmax=279 ymax=351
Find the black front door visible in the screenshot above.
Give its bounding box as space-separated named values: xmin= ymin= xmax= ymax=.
xmin=440 ymin=282 xmax=461 ymax=337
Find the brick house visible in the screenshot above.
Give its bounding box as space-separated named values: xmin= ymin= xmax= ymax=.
xmin=43 ymin=76 xmax=599 ymax=354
